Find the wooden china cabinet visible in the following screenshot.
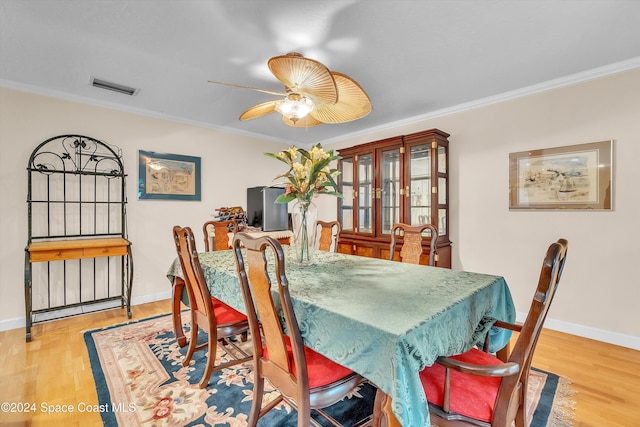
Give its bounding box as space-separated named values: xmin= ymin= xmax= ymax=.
xmin=336 ymin=128 xmax=452 ymax=268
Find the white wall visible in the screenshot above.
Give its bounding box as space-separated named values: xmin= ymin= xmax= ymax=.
xmin=319 ymin=68 xmax=640 ymax=349
xmin=2 ymin=68 xmax=639 ymax=349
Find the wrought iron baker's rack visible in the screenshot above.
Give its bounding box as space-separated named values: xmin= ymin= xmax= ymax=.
xmin=24 ymin=135 xmax=133 ymax=341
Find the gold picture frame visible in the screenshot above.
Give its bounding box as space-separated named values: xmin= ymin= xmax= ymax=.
xmin=509 ymin=140 xmax=612 ymax=210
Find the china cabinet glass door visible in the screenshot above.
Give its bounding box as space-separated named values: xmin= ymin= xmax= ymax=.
xmin=338 ymin=152 xmax=374 ymax=236
xmin=404 ymin=137 xmax=449 ymax=240
xmin=437 ymin=144 xmax=448 ymax=236
xmin=379 ymin=146 xmax=402 ymax=236
xmin=357 ymin=153 xmax=373 ymax=234
xmin=339 ymin=156 xmax=354 ymax=232
xmin=407 ymin=143 xmax=431 ymax=228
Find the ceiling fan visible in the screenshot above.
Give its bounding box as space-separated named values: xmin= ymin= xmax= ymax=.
xmin=208 ymin=52 xmax=372 ymax=127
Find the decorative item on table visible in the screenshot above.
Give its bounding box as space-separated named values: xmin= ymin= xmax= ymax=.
xmin=214 ymin=206 xmax=247 ymax=231
xmin=265 ymin=144 xmax=341 ymax=264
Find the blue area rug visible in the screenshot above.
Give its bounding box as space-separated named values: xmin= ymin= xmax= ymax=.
xmin=84 ymin=313 xmax=573 ymax=426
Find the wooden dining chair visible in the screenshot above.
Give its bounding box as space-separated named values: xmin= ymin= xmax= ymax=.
xmin=418 ymin=238 xmax=569 ymax=427
xmin=316 ymin=220 xmax=341 ymax=252
xmin=202 ymin=219 xmax=236 ymax=251
xmin=232 ymin=232 xmax=370 ymax=427
xmin=172 ymin=225 xmax=251 ymax=388
xmin=389 ymin=223 xmax=438 ymax=266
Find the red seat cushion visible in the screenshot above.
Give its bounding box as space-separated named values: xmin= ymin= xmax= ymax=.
xmin=264 ymin=335 xmax=355 ymax=389
xmin=211 ymin=297 xmax=247 ymax=325
xmin=419 ymin=348 xmax=503 ymax=423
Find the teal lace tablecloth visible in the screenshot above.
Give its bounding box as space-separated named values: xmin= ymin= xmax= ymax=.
xmin=167 ymin=247 xmax=515 ymax=427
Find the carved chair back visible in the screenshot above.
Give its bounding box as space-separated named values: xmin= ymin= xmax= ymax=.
xmin=172 ymin=225 xmax=250 ymax=388
xmin=494 ymin=239 xmax=569 ymax=422
xmin=423 ymin=239 xmax=569 ymax=427
xmin=203 ymin=220 xmax=237 ymax=251
xmin=316 ymin=220 xmax=341 ymax=252
xmin=389 ymin=223 xmax=438 ymax=266
xmin=232 ymin=232 xmax=364 ymax=426
xmin=174 ymin=226 xmax=214 ymax=323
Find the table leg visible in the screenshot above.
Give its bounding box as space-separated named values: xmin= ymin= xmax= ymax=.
xmin=496 ymin=342 xmax=510 ymax=362
xmin=172 ymin=277 xmax=187 ymax=347
xmin=373 ymin=388 xmax=402 ymax=427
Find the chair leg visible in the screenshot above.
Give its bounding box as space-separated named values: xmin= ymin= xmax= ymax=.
xmin=248 ymin=376 xmax=265 ymax=427
xmin=182 ymin=316 xmax=199 ymax=368
xmin=297 ymin=396 xmax=311 ymax=427
xmin=198 ymin=329 xmax=217 ymax=389
xmin=515 ymin=380 xmax=527 ymax=427
xmin=172 ymin=278 xmax=187 ymax=347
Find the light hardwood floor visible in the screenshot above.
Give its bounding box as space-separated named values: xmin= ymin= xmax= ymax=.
xmin=0 ymin=300 xmax=638 ymax=426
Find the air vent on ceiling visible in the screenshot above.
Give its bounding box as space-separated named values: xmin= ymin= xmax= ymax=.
xmin=90 ymin=77 xmax=140 ymax=96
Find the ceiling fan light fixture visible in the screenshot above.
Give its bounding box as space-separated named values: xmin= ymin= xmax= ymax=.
xmin=210 ymin=52 xmax=371 ymax=127
xmin=275 ymin=93 xmax=314 ymax=123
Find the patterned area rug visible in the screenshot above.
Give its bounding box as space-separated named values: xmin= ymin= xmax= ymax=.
xmin=84 ymin=313 xmax=575 ymax=426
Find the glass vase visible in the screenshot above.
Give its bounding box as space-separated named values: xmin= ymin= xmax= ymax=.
xmin=291 ymin=199 xmax=318 ymax=264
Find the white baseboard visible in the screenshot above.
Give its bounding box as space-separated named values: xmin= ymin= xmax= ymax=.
xmin=0 ymin=316 xmax=27 ymax=332
xmin=516 ymin=311 xmax=640 ymax=351
xmin=130 ymin=290 xmax=172 ymax=306
xmin=0 ymin=290 xmax=172 ymax=333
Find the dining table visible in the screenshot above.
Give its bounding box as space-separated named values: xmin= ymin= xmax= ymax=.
xmin=166 ymin=246 xmax=515 ymax=427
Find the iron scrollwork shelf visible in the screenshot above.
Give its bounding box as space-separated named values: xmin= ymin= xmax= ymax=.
xmin=25 ymin=135 xmax=133 ymax=341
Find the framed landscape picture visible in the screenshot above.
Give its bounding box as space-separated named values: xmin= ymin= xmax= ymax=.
xmin=138 ymin=150 xmax=201 ymax=200
xmin=509 ymin=140 xmax=612 ymax=210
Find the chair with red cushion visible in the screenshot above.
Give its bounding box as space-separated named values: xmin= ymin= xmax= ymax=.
xmin=202 ymin=219 xmax=237 ymax=251
xmin=172 ymin=226 xmax=251 ymax=388
xmin=419 ymin=238 xmax=568 ymax=427
xmin=232 ymin=232 xmax=370 ymax=427
xmin=389 ymin=223 xmax=439 ymax=266
xmin=316 ymin=220 xmax=341 ymax=252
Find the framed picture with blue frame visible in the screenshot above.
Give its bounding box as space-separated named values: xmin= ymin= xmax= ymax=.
xmin=138 ymin=150 xmax=201 ymax=200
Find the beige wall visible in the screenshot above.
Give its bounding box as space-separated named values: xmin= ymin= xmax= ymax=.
xmin=320 ymin=68 xmax=640 ymax=349
xmin=0 ymin=87 xmax=286 ymax=326
xmin=2 ymin=68 xmax=639 ymax=349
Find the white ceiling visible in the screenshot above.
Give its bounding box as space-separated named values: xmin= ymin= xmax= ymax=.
xmin=2 ymin=0 xmax=640 ymax=146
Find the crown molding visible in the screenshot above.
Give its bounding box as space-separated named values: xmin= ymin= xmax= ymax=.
xmin=320 ymin=56 xmax=640 ymax=146
xmin=0 ymin=78 xmax=294 ymax=146
xmin=3 ymin=56 xmax=639 ymax=148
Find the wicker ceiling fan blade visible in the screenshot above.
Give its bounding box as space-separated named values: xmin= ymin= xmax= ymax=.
xmin=239 ymin=101 xmax=278 ymax=121
xmin=211 ymin=53 xmax=370 ymax=127
xmin=282 ymin=113 xmax=323 ymax=128
xmin=268 ymin=52 xmax=338 ymax=105
xmin=208 ymin=80 xmax=286 ymax=97
xmin=311 ymin=72 xmax=372 ymax=124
